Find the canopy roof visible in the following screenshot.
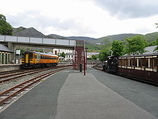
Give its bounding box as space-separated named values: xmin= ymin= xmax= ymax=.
xmin=0 ymin=44 xmax=13 ymax=52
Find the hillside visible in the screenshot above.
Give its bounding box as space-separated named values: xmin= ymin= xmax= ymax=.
xmin=47 ymin=34 xmax=97 ymax=41
xmin=98 ymin=32 xmax=158 ymax=45
xmin=144 ymin=32 xmax=158 ymax=42
xmin=47 ymin=34 xmax=65 ymax=39
xmin=98 ymin=33 xmax=141 ymax=44
xmin=13 ymin=27 xmax=45 ymax=38
xmin=12 ymin=26 xmax=158 ymax=51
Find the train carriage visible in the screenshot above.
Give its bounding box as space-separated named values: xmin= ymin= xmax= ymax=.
xmin=118 ymin=53 xmax=158 ymax=82
xmin=103 ymin=53 xmax=158 ymax=85
xmin=21 ymin=51 xmax=59 ymax=68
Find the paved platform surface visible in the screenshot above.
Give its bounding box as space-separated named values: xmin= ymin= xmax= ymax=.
xmin=0 ymin=65 xmax=158 ymax=119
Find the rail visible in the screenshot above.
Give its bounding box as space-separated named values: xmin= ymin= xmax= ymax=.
xmin=0 ymin=66 xmax=70 ymax=107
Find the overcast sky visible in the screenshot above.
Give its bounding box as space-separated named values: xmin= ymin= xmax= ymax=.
xmin=1 ymin=0 xmax=158 ymax=38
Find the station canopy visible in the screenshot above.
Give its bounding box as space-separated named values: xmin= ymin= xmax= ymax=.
xmin=0 ymin=44 xmax=13 ymax=52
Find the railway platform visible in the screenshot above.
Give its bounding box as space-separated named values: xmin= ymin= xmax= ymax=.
xmin=0 ymin=64 xmax=21 ymax=72
xmin=0 ymin=65 xmax=158 ymax=119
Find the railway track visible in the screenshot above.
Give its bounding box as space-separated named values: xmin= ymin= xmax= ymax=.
xmin=0 ymin=66 xmax=66 ymax=83
xmin=0 ymin=66 xmax=71 ymax=112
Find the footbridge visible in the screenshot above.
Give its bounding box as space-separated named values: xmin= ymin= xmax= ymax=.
xmin=0 ymin=35 xmax=76 ymax=50
xmin=0 ymin=35 xmax=86 ymax=70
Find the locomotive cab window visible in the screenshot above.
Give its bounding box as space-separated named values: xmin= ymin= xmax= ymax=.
xmin=29 ymin=53 xmax=33 ymax=59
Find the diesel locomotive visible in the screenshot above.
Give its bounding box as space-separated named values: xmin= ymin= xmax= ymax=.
xmin=103 ymin=53 xmax=158 ymax=84
xmin=21 ymin=51 xmax=59 ymax=68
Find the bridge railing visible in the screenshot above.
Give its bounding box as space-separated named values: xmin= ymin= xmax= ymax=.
xmin=0 ymin=35 xmax=76 ymax=46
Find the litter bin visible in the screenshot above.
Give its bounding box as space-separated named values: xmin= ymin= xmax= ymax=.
xmin=79 ymin=64 xmax=82 ymax=72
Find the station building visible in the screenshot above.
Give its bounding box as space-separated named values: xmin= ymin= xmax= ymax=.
xmin=0 ymin=44 xmax=14 ymax=64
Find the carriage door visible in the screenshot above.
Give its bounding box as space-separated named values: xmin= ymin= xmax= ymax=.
xmin=25 ymin=53 xmax=29 ymax=64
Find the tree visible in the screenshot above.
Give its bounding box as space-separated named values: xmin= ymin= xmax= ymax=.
xmin=60 ymin=52 xmax=66 ymax=58
xmin=0 ymin=14 xmax=6 ymax=21
xmin=125 ymin=35 xmax=147 ymax=55
xmin=91 ymin=55 xmax=97 ymax=60
xmin=126 ymin=35 xmax=147 ymax=55
xmin=99 ymin=38 xmax=113 ymax=61
xmin=0 ymin=14 xmax=12 ymax=35
xmin=111 ymin=40 xmax=124 ymax=56
xmin=99 ymin=47 xmax=110 ymax=61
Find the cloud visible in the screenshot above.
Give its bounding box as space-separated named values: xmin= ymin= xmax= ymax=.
xmin=1 ymin=0 xmax=158 ymax=38
xmin=5 ymin=0 xmax=110 ymax=37
xmin=93 ymin=0 xmax=158 ymax=19
xmin=7 ymin=10 xmax=97 ymax=36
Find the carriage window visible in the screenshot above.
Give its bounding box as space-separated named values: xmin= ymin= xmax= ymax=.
xmin=134 ymin=58 xmax=137 ymax=67
xmin=142 ymin=58 xmax=146 ymax=67
xmin=37 ymin=55 xmax=39 ymax=59
xmin=132 ymin=58 xmax=136 ymax=67
xmin=150 ymin=58 xmax=154 ymax=68
xmin=153 ymin=57 xmax=158 ymax=68
xmin=138 ymin=59 xmax=141 ymax=67
xmin=118 ymin=59 xmax=122 ymax=66
xmin=125 ymin=59 xmax=128 ymax=66
xmin=145 ymin=58 xmax=148 ymax=68
xmin=34 ymin=54 xmax=37 ymax=59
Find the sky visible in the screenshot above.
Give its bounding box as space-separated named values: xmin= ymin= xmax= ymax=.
xmin=1 ymin=0 xmax=158 ymax=38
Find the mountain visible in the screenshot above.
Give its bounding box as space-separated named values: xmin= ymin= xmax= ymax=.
xmin=47 ymin=34 xmax=65 ymax=39
xmin=11 ymin=26 xmax=158 ymax=52
xmin=98 ymin=33 xmax=141 ymax=44
xmin=12 ymin=26 xmax=158 ymax=44
xmin=66 ymin=36 xmax=97 ymax=41
xmin=12 ymin=26 xmax=26 ymax=34
xmin=144 ymin=32 xmax=158 ymax=42
xmin=47 ymin=34 xmax=97 ymax=41
xmin=13 ymin=27 xmax=45 ymax=38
